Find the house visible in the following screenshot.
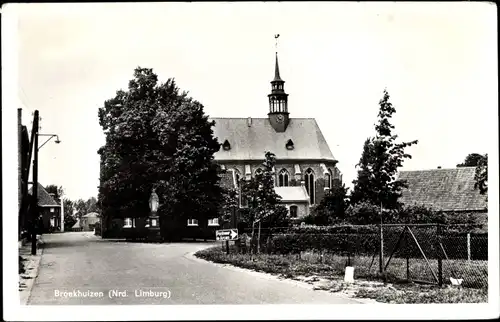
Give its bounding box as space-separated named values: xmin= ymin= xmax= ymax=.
xmin=398 ymin=167 xmax=488 ymax=226
xmin=80 ymin=212 xmax=100 ymax=231
xmin=28 ymin=183 xmax=61 ymax=233
xmin=211 ymin=51 xmax=341 ymax=219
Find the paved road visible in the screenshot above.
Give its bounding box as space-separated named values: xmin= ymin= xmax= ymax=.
xmin=28 ymin=232 xmax=363 ymax=305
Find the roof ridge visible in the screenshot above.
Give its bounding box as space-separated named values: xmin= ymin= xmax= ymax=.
xmin=400 ymin=167 xmax=475 ymax=172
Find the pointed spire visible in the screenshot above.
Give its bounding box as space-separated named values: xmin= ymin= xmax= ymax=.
xmin=273 ymin=52 xmax=282 ymax=82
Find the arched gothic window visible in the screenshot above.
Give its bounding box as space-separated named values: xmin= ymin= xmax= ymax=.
xmin=278 ymin=169 xmax=289 ymax=187
xmin=325 ymin=169 xmax=332 ymax=189
xmin=305 ymin=168 xmax=315 ymax=205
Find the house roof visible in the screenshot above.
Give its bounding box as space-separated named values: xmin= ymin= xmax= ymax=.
xmin=210 ymin=118 xmax=336 ymax=162
xmin=72 ymin=219 xmax=81 ymax=229
xmin=28 ymin=183 xmax=60 ymax=206
xmin=82 ymin=212 xmax=99 ymax=218
xmin=274 ymin=186 xmax=310 ymax=203
xmin=398 ymin=167 xmax=487 ymax=212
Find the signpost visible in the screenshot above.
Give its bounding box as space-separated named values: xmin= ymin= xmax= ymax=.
xmin=216 ymin=229 xmax=238 ymax=255
xmin=216 ymin=229 xmax=238 ymax=241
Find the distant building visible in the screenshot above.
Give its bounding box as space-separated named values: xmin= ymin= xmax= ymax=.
xmin=80 ymin=212 xmax=100 ymax=231
xmin=29 ymin=183 xmax=61 ymax=233
xmin=212 ymin=51 xmax=341 ymax=221
xmin=398 ymin=167 xmax=488 ymax=225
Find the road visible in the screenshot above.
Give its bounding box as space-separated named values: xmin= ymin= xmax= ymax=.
xmin=27 ymin=232 xmax=363 ymax=305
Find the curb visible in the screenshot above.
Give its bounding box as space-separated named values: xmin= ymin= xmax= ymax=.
xmin=19 ymin=235 xmax=45 ymax=305
xmin=185 ymin=251 xmax=380 ymax=304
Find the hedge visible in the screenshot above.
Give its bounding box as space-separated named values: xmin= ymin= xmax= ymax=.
xmin=252 ymin=225 xmax=488 ymax=260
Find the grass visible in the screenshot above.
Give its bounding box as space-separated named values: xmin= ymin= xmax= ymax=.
xmin=195 ymin=246 xmax=488 ymax=303
xmin=355 ymin=283 xmax=488 ymax=304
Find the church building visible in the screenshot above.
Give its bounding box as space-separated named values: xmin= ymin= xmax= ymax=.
xmin=211 ymin=50 xmax=341 ymax=220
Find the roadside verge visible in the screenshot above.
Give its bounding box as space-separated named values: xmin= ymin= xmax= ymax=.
xmin=19 ymin=236 xmax=44 ymax=305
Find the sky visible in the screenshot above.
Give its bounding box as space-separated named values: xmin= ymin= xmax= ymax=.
xmin=10 ymin=2 xmax=498 ymax=201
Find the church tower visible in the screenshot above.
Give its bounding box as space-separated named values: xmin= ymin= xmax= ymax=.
xmin=268 ymin=39 xmax=289 ymax=132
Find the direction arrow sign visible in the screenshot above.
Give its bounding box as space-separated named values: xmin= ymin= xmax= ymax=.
xmin=216 ymin=229 xmax=238 ymax=241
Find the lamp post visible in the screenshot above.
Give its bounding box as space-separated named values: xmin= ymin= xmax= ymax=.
xmin=30 ymin=110 xmax=61 ymax=255
xmin=148 ymin=188 xmax=160 ymax=242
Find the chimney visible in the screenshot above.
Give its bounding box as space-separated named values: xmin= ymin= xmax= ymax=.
xmin=247 ymin=117 xmax=252 ymax=127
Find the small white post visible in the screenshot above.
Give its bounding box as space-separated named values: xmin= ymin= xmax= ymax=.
xmin=467 ymin=233 xmax=471 ymax=261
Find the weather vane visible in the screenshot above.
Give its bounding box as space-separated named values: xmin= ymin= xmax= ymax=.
xmin=274 ymin=34 xmax=280 ymax=52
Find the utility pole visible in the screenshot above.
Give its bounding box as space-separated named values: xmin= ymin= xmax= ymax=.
xmin=31 ymin=111 xmax=39 ymax=255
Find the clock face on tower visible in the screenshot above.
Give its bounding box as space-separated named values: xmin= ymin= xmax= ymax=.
xmin=276 ymin=114 xmax=284 ymax=123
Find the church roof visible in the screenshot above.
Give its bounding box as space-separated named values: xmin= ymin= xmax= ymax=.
xmin=398 ymin=167 xmax=487 ymax=212
xmin=210 ymin=118 xmax=336 ymax=162
xmin=275 ymin=186 xmax=310 ymax=203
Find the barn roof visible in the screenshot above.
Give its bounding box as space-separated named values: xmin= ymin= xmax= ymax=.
xmin=398 ymin=167 xmax=487 ymax=212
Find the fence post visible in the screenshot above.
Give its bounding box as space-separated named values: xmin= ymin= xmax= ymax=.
xmin=437 ymin=224 xmax=443 ymax=287
xmin=467 ymin=232 xmax=471 ymax=261
xmin=405 ymin=226 xmax=410 ymax=281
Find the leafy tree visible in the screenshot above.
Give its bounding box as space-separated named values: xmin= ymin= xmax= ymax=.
xmin=457 ymin=153 xmax=486 ymax=167
xmin=240 ymin=152 xmax=289 ymax=230
xmin=45 ymin=185 xmax=64 ymax=203
xmin=72 ymin=197 xmax=98 ymax=218
xmin=311 ymin=183 xmax=349 ymax=225
xmin=219 ymin=180 xmax=239 ymax=228
xmin=350 ymin=89 xmax=418 ymax=213
xmin=97 ymin=67 xmax=223 ymax=238
xmin=474 ymin=153 xmax=488 ymax=195
xmin=62 ymin=199 xmax=77 ymax=230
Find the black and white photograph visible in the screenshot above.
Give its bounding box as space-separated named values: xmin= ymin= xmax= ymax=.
xmin=2 ymin=2 xmax=499 ymax=321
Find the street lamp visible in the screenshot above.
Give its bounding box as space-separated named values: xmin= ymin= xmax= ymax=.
xmin=148 ymin=188 xmax=160 ymax=241
xmin=38 ymin=134 xmax=61 ymax=150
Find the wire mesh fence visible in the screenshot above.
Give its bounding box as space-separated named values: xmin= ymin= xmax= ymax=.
xmin=227 ymin=223 xmax=487 ymax=289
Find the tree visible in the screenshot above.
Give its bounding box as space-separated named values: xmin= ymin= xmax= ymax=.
xmin=97 ymin=67 xmax=223 ymax=238
xmin=350 ymin=89 xmax=418 ymax=213
xmin=240 ymin=152 xmax=289 ymax=230
xmin=457 ymin=153 xmax=486 ymax=167
xmin=474 ymin=153 xmax=488 ymax=195
xmin=45 ymin=185 xmax=64 ymax=203
xmin=219 ymin=180 xmax=239 ymax=228
xmin=72 ymin=197 xmax=98 ymax=218
xmin=311 ymin=183 xmax=349 ymax=225
xmin=63 ymin=199 xmax=76 ymax=230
